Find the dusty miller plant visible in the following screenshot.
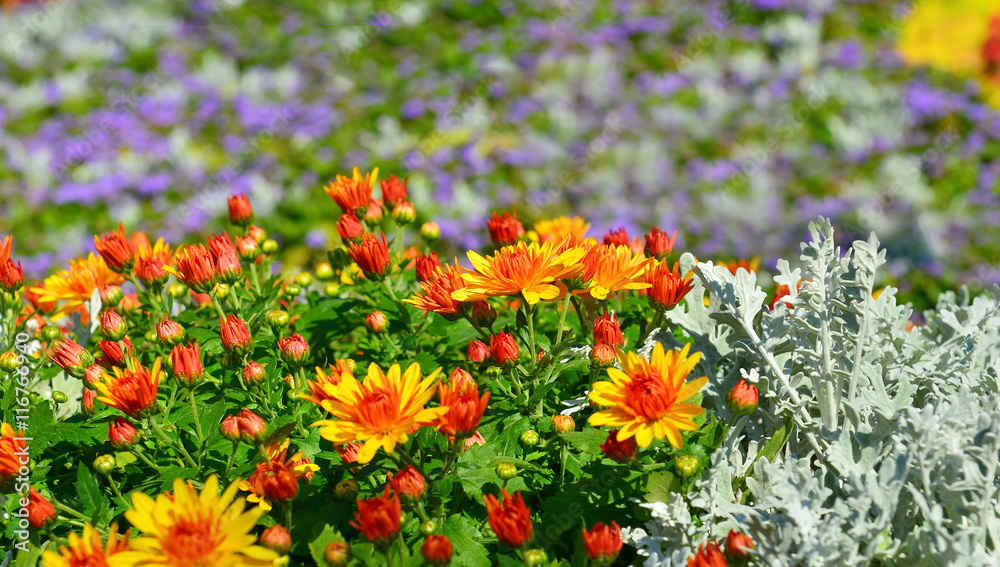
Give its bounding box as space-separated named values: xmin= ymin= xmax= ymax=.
xmin=626 ymin=218 xmax=1000 ymax=566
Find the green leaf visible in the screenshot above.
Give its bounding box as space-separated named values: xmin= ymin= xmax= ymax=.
xmin=76 ymin=465 xmax=103 ymax=518
xmin=443 ymin=515 xmax=490 ymax=567
xmin=645 ymin=471 xmax=681 ymax=503
xmin=26 ymin=402 xmax=56 ymax=459
xmin=558 ymin=428 xmax=608 ymax=456
xmin=199 ymin=399 xmax=228 ymax=443
xmin=757 ymin=413 xmax=794 ymax=464
xmin=307 ymin=524 xmax=344 ymax=566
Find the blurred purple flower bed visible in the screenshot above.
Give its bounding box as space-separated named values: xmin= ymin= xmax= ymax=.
xmin=1 ymin=0 xmax=998 ymax=307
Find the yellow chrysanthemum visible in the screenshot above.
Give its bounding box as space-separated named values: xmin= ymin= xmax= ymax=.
xmin=41 ymin=523 xmax=132 ymax=567
xmin=589 ymin=342 xmax=707 ymax=448
xmin=898 ymin=0 xmax=1000 ymax=107
xmin=574 ymin=244 xmax=652 ymax=300
xmin=311 ymin=362 xmax=447 ymax=464
xmin=451 ymin=240 xmax=586 ymax=305
xmin=528 ymin=216 xmax=591 ymax=247
xmin=117 ymin=475 xmax=278 ymax=567
xmin=30 ymin=253 xmax=125 ymax=320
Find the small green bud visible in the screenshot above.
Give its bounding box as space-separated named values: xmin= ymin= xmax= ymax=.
xmin=324 ymin=283 xmax=340 ymax=296
xmin=295 ymin=272 xmax=314 ymax=287
xmin=167 ymin=282 xmax=188 ymax=299
xmin=283 ymin=284 xmax=302 ymax=298
xmin=496 ymin=462 xmax=518 ymax=480
xmin=212 ymin=283 xmax=231 ymax=300
xmin=144 ymin=329 xmax=158 ymax=343
xmin=94 ymin=454 xmax=116 ymax=475
xmin=52 ymin=391 xmax=68 ymax=404
xmin=268 ymin=310 xmax=291 ymax=330
xmin=314 ymin=262 xmax=334 ymax=281
xmin=419 ymin=521 xmax=437 ymax=536
xmin=520 ymin=430 xmax=540 ymax=447
xmin=40 ymin=325 xmax=62 ymax=342
xmin=335 ymin=479 xmax=360 ymax=501
xmin=524 ymin=549 xmax=548 ymax=567
xmin=675 ymin=455 xmax=699 ymax=478
xmin=262 ymin=239 xmax=279 ymax=254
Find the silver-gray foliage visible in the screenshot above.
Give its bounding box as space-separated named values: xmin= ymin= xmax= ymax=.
xmin=626 ymin=218 xmax=1000 ymax=566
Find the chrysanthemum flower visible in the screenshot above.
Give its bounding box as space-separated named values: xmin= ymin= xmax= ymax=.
xmin=380 ymin=174 xmax=409 ymax=207
xmin=574 ymin=244 xmax=651 ymax=300
xmin=325 ymin=167 xmax=379 ymax=213
xmin=239 ymin=439 xmax=319 ymax=511
xmin=94 ymin=223 xmax=135 ymax=273
xmin=131 ymin=233 xmax=174 ymax=289
xmin=166 ymin=244 xmax=217 ymax=293
xmin=414 ymin=252 xmax=443 ymax=282
xmin=529 ymin=216 xmax=590 ymax=247
xmin=351 ymin=485 xmax=401 ymax=546
xmin=31 ymin=254 xmax=125 ymax=320
xmin=94 ymin=357 xmax=162 ymax=419
xmin=644 ymin=259 xmax=695 ymax=311
xmin=451 ymin=241 xmax=586 ymax=305
xmin=487 ymin=211 xmax=525 ymax=245
xmin=404 ymin=259 xmax=466 ymax=317
xmin=302 ymin=361 xmax=355 ymax=407
xmin=348 ymin=232 xmax=392 ymax=280
xmin=209 ymin=232 xmax=242 ymax=283
xmin=41 ymin=523 xmax=131 ymax=567
xmin=0 ymin=257 xmax=23 ymax=292
xmin=337 ymin=212 xmax=365 ymax=243
xmin=687 ymin=541 xmax=727 ymax=567
xmin=644 ymin=227 xmax=677 ymax=258
xmin=483 ymin=490 xmax=533 ymax=548
xmin=436 ymin=369 xmax=490 ymax=439
xmin=898 ymin=0 xmax=1000 ymax=107
xmin=228 ymin=194 xmax=254 ymax=227
xmin=310 ymin=362 xmax=447 ymax=464
xmin=121 ymin=475 xmax=278 ymax=567
xmin=1 ymin=423 xmax=28 ymax=489
xmin=602 ymin=227 xmax=629 ymax=247
xmin=582 ymin=521 xmax=623 ymax=565
xmin=588 ymin=343 xmax=707 ymax=448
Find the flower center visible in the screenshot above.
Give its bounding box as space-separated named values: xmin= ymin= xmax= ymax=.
xmin=358 ymin=386 xmax=401 ymax=432
xmin=624 ymin=370 xmax=675 ymax=420
xmin=165 ymin=517 xmax=218 ymax=565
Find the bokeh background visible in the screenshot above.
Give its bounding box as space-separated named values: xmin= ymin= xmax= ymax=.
xmin=2 ymin=0 xmax=999 ymax=308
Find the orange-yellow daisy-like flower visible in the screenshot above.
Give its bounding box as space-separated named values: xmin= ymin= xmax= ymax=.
xmin=324 ymin=167 xmax=379 ymax=213
xmin=1 ymin=423 xmax=28 ymax=490
xmin=118 ymin=475 xmax=278 ymax=567
xmin=239 ymin=438 xmax=320 ymax=512
xmin=302 ymin=360 xmax=356 ymax=407
xmin=94 ymin=357 xmax=162 ymax=419
xmin=403 ymin=259 xmax=466 ymax=317
xmin=588 ymin=342 xmax=707 ymax=449
xmin=898 ymin=0 xmax=1000 ymax=107
xmin=718 ymin=257 xmax=760 ymax=275
xmin=451 ymin=241 xmax=586 ymax=305
xmin=30 ymin=254 xmax=125 ymax=320
xmin=528 ymin=216 xmax=591 ymax=247
xmin=41 ymin=523 xmax=132 ymax=567
xmin=574 ymin=244 xmax=652 ymax=300
xmin=310 ymin=362 xmax=447 ymax=464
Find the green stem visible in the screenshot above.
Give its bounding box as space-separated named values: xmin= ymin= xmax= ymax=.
xmin=131 ymin=447 xmax=161 ymax=472
xmin=104 ymin=474 xmax=131 ymax=509
xmin=53 ymin=501 xmax=91 ymax=522
xmin=224 ymin=440 xmax=240 ymax=480
xmin=212 ymin=296 xmax=227 ymax=320
xmin=149 ymin=416 xmax=198 ymax=469
xmin=381 ymin=279 xmax=413 ymax=330
xmin=188 ymin=388 xmax=206 ymax=459
xmin=553 ymin=292 xmax=573 ymax=347
xmin=249 ymin=262 xmax=263 ymax=297
xmin=523 ymin=300 xmax=537 ymax=376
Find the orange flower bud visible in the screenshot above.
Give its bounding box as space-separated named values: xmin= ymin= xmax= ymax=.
xmin=582 ymin=522 xmax=623 ymax=565
xmin=350 ymin=486 xmax=401 ymax=546
xmin=49 ymin=339 xmax=94 ymax=378
xmin=209 ymin=232 xmax=242 ymax=284
xmin=82 ymin=388 xmax=97 ymax=415
xmin=261 ymin=524 xmax=292 ymax=555
xmin=99 ymin=338 xmax=133 ymax=367
xmin=243 ymin=361 xmax=266 ymax=385
xmin=234 ymin=235 xmax=261 ymax=262
xmin=94 ymin=223 xmax=135 ymax=273
xmin=391 ymin=200 xmax=416 ymax=225
xmin=366 ymin=311 xmax=388 ymax=334
xmin=688 ymin=542 xmax=727 ymax=567
xmin=551 ymin=415 xmax=575 ymax=434
xmin=415 ymin=253 xmax=443 ymax=282
xmin=468 ymin=340 xmax=489 ymax=363
xmin=156 ymin=319 xmax=185 ymax=346
xmin=0 ymin=259 xmax=24 ymax=292
xmin=348 ymin=232 xmax=391 ymax=280
xmin=590 ymin=343 xmax=617 ymax=368
xmin=325 ymin=542 xmax=351 ymax=567
xmin=108 ymin=418 xmax=139 ymax=449
xmin=470 ymin=300 xmax=497 ymax=329
xmin=483 ymin=490 xmax=533 ymax=548
xmin=220 ymin=414 xmax=241 ymax=441
xmin=388 ymin=465 xmax=426 ymax=503
xmin=644 ymin=227 xmax=677 ymax=258
xmin=337 ymin=212 xmax=365 ymax=243
xmin=487 ymin=211 xmax=525 ymax=246
xmin=645 ymin=259 xmax=694 ymax=311
xmin=220 ymin=315 xmax=253 ymax=357
xmin=171 ymin=244 xmax=217 ymax=293
xmin=380 ymin=175 xmax=409 ymax=207
xmin=489 ymin=332 xmax=519 ymax=368
xmin=420 ymin=221 xmax=441 ymax=241
xmin=724 ymin=530 xmax=754 ymax=560
xmin=592 ymin=312 xmax=623 ymax=347
xmin=278 ymin=334 xmax=310 ymax=367
xmin=227 ymin=194 xmax=254 ymax=227
xmin=27 ymin=487 xmax=56 ymax=529
xmin=727 ymin=378 xmax=759 ymax=416
xmin=600 ymin=430 xmax=637 ymax=463
xmin=421 ymin=535 xmax=452 ymax=566
xmin=170 ymin=343 xmax=205 ymax=386
xmin=602 ymin=227 xmax=629 ymax=247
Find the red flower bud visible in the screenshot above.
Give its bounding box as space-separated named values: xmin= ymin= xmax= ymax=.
xmin=49 ymin=339 xmax=94 ymax=378
xmin=261 ymin=524 xmax=292 ymax=555
xmin=82 ymin=388 xmax=97 ymax=415
xmin=582 ymin=521 xmax=623 ymax=565
xmin=94 ymin=223 xmax=134 ymax=273
xmin=99 ymin=338 xmax=133 ymax=367
xmin=325 ymin=542 xmax=352 ymax=567
xmin=209 ymin=232 xmax=241 ymax=284
xmin=220 ymin=315 xmax=253 ymax=357
xmin=468 ymin=340 xmax=489 ymax=363
xmin=223 ymin=408 xmax=268 ymax=444
xmin=388 ymin=465 xmax=426 ymax=503
xmin=363 ymin=199 xmax=384 ymax=225
xmin=366 ymin=311 xmax=388 ymax=334
xmin=278 ymin=334 xmax=310 ymax=367
xmin=469 ymin=300 xmax=498 ymax=329
xmin=247 ymin=225 xmax=267 ymax=244
xmin=156 ymin=319 xmax=185 ymax=346
xmin=391 ymin=200 xmax=416 ymax=225
xmin=421 ymin=535 xmax=453 ymax=566
xmin=220 ymin=414 xmax=241 ymax=441
xmin=171 ymin=342 xmax=205 ymax=386
xmin=592 ymin=312 xmax=623 ymax=347
xmin=380 ymin=175 xmax=409 ymax=207
xmin=351 ymin=485 xmax=402 ymax=546
xmin=724 ymin=530 xmax=755 ymax=560
xmin=727 ymin=378 xmax=759 ymax=416
xmin=688 ymin=542 xmax=727 ymax=567
xmin=234 ymin=234 xmax=261 ymax=262
xmin=602 ymin=227 xmax=629 ymax=247
xmin=644 ymin=227 xmax=677 ymax=258
xmin=172 ymin=244 xmax=217 ymax=293
xmin=348 ymin=232 xmax=391 ymax=280
xmin=227 ymin=194 xmax=254 ymax=227
xmin=27 ymin=487 xmax=56 ymax=529
xmin=0 ymin=259 xmax=24 ymax=292
xmin=590 ymin=343 xmax=617 ymax=368
xmin=100 ymin=310 xmax=127 ymax=341
xmin=337 ymin=212 xmax=365 ymax=243
xmin=415 ymin=253 xmax=443 ymax=282
xmin=108 ymin=418 xmax=139 ymax=449
xmin=489 ymin=332 xmax=519 ymax=368
xmin=483 ymin=490 xmax=533 ymax=548
xmin=243 ymin=361 xmax=266 ymax=385
xmin=487 ymin=211 xmax=525 ymax=246
xmin=600 ymin=430 xmax=637 ymax=463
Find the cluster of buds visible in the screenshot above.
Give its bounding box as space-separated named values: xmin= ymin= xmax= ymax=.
xmin=220 ymin=409 xmax=269 ymax=444
xmin=688 ymin=531 xmax=755 ymax=566
xmin=590 ymin=312 xmax=622 ymax=368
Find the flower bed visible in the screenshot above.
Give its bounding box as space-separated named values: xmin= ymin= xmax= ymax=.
xmin=1 ymin=174 xmax=998 ymax=566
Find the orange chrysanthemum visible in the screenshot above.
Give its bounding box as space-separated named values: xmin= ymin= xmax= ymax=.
xmin=588 ymin=343 xmax=707 ymax=448
xmin=239 ymin=438 xmax=320 ymax=511
xmin=529 ymin=216 xmax=590 ymax=247
xmin=131 ymin=232 xmax=174 ymax=287
xmin=41 ymin=523 xmax=132 ymax=567
xmin=325 ymin=167 xmax=379 ymax=213
xmin=119 ymin=475 xmax=278 ymax=567
xmin=94 ymin=357 xmax=162 ymax=419
xmin=302 ymin=360 xmax=356 ymax=407
xmin=574 ymin=244 xmax=652 ymax=300
xmin=718 ymin=257 xmax=760 ymax=275
xmin=310 ymin=362 xmax=447 ymax=464
xmin=30 ymin=254 xmax=125 ymax=320
xmin=403 ymin=259 xmax=466 ymax=317
xmin=644 ymin=259 xmax=695 ymax=310
xmin=1 ymin=423 xmax=28 ymax=488
xmin=451 ymin=240 xmax=586 ymax=305
xmin=436 ymin=370 xmax=490 ymax=438
xmin=165 ymin=244 xmax=217 ymax=293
